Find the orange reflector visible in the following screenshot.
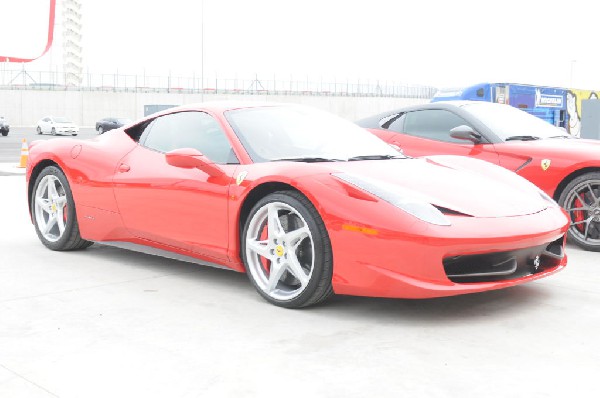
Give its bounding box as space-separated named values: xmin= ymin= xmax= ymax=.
xmin=342 ymin=224 xmax=378 ymax=235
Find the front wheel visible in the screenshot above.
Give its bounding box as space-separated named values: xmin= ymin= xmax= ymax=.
xmin=37 ymin=126 xmax=42 ymax=135
xmin=241 ymin=191 xmax=333 ymax=308
xmin=51 ymin=127 xmax=56 ymax=136
xmin=31 ymin=166 xmax=93 ymax=251
xmin=98 ymin=126 xmax=104 ymax=134
xmin=1 ymin=130 xmax=7 ymax=136
xmin=558 ymin=172 xmax=600 ymax=251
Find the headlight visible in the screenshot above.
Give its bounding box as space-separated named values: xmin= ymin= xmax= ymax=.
xmin=333 ymin=173 xmax=451 ymax=226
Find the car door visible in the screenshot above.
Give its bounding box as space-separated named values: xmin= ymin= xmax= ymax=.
xmin=380 ymin=109 xmax=501 ymax=165
xmin=112 ymin=111 xmax=239 ymax=262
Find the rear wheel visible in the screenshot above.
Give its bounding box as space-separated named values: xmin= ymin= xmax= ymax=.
xmin=558 ymin=172 xmax=600 ymax=251
xmin=241 ymin=191 xmax=333 ymax=308
xmin=32 ymin=166 xmax=93 ymax=251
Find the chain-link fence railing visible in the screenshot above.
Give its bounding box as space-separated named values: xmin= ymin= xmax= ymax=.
xmin=0 ymin=68 xmax=437 ymax=99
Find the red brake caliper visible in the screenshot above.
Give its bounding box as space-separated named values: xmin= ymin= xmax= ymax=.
xmin=574 ymin=197 xmax=585 ymax=233
xmin=259 ymin=224 xmax=270 ymax=274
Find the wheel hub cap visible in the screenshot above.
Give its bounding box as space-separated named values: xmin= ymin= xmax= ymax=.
xmin=275 ymin=245 xmax=285 ymax=257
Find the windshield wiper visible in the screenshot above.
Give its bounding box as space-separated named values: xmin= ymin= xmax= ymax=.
xmin=347 ymin=154 xmax=405 ymax=161
xmin=505 ymin=135 xmax=541 ymax=141
xmin=271 ymin=157 xmax=343 ymax=163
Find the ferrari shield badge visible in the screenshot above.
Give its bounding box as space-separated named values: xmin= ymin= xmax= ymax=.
xmin=236 ymin=171 xmax=248 ymax=185
xmin=541 ymin=159 xmax=551 ymax=171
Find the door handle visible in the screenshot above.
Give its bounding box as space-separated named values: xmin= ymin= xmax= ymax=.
xmin=118 ymin=163 xmax=131 ymax=173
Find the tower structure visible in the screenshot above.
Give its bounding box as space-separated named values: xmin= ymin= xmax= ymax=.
xmin=61 ymin=0 xmax=83 ymax=86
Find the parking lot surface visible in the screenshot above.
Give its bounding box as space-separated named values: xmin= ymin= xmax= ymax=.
xmin=1 ymin=175 xmax=599 ymax=397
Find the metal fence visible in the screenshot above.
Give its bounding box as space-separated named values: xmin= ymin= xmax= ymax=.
xmin=0 ymin=68 xmax=437 ymax=99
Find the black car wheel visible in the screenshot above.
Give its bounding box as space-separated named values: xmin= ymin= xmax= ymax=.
xmin=51 ymin=127 xmax=56 ymax=136
xmin=37 ymin=126 xmax=42 ymax=135
xmin=241 ymin=191 xmax=333 ymax=308
xmin=98 ymin=126 xmax=104 ymax=134
xmin=31 ymin=166 xmax=93 ymax=251
xmin=558 ymin=172 xmax=600 ymax=251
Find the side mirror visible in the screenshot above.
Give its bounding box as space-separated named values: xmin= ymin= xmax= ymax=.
xmin=450 ymin=125 xmax=482 ymax=144
xmin=166 ymin=148 xmax=225 ymax=177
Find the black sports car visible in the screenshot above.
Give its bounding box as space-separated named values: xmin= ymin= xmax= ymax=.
xmin=95 ymin=117 xmax=132 ymax=134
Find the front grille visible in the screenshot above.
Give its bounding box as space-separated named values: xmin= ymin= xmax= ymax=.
xmin=443 ymin=236 xmax=565 ymax=283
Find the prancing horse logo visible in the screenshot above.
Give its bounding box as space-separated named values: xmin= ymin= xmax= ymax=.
xmin=541 ymin=159 xmax=551 ymax=171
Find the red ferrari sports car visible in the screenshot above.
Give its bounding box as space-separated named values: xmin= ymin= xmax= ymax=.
xmin=357 ymin=101 xmax=600 ymax=251
xmin=26 ymin=102 xmax=568 ymax=308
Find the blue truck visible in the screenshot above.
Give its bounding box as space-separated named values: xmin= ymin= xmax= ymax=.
xmin=431 ymin=82 xmax=600 ymax=137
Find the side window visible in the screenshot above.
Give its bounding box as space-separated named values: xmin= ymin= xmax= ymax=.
xmin=403 ymin=110 xmax=472 ymax=143
xmin=141 ymin=111 xmax=238 ymax=164
xmin=379 ymin=113 xmax=405 ymax=132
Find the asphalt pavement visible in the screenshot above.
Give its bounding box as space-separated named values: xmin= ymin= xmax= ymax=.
xmin=1 ymin=175 xmax=599 ymax=397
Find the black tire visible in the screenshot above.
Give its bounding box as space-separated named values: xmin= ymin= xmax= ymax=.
xmin=31 ymin=166 xmax=93 ymax=251
xmin=51 ymin=127 xmax=56 ymax=136
xmin=241 ymin=191 xmax=333 ymax=308
xmin=558 ymin=171 xmax=600 ymax=251
xmin=1 ymin=131 xmax=7 ymax=136
xmin=37 ymin=126 xmax=42 ymax=135
xmin=98 ymin=126 xmax=104 ymax=134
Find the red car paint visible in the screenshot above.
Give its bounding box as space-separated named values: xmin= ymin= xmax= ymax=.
xmin=26 ymin=103 xmax=569 ymax=300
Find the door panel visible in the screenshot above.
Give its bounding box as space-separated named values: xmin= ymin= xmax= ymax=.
xmin=113 ymin=146 xmax=235 ymax=262
xmin=387 ymin=133 xmax=500 ymax=165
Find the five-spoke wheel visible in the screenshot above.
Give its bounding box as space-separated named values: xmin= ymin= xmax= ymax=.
xmin=242 ymin=191 xmax=333 ymax=308
xmin=32 ymin=166 xmax=92 ymax=251
xmin=559 ymin=172 xmax=600 ymax=251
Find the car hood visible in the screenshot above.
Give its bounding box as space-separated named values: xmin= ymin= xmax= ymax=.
xmin=322 ymin=155 xmax=551 ymax=218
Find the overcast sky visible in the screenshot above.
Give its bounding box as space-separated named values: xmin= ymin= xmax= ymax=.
xmin=2 ymin=0 xmax=599 ymax=89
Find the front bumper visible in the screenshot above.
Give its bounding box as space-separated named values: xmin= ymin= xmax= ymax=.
xmin=329 ymin=207 xmax=569 ymax=299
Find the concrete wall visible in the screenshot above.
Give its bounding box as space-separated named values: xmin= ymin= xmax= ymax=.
xmin=0 ymin=89 xmax=428 ymax=126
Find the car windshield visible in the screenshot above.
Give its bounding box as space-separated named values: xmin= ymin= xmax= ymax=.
xmin=225 ymin=105 xmax=402 ymax=162
xmin=54 ymin=117 xmax=72 ymax=123
xmin=460 ymin=102 xmax=570 ymax=140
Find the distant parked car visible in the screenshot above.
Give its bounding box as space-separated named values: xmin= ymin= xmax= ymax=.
xmin=0 ymin=116 xmax=9 ymax=136
xmin=37 ymin=116 xmax=79 ymax=136
xmin=96 ymin=117 xmax=132 ymax=134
